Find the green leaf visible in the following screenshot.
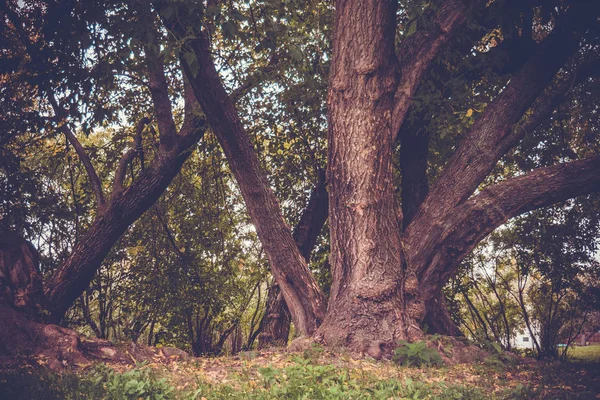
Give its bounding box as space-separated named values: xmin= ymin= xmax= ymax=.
xmin=221 ymin=21 xmax=236 ymax=39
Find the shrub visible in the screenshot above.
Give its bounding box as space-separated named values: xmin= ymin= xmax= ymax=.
xmin=393 ymin=340 xmax=444 ymax=367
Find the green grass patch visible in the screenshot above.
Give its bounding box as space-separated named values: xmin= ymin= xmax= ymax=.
xmin=0 ymin=350 xmax=598 ymax=399
xmin=567 ymin=345 xmax=600 ymax=362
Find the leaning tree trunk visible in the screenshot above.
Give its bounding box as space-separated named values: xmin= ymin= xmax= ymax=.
xmin=44 ymin=144 xmax=198 ymax=322
xmin=256 ymin=282 xmax=292 ymax=348
xmin=315 ymin=0 xmax=424 ymax=354
xmin=178 ymin=29 xmax=327 ymax=336
xmin=257 ymin=172 xmax=328 ymax=349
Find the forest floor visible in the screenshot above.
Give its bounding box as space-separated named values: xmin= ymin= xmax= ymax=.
xmin=1 ymin=344 xmax=599 ymax=399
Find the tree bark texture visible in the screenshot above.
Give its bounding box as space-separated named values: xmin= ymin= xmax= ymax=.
xmin=257 ymin=173 xmax=328 ymax=348
xmin=44 ymin=138 xmax=202 ymax=322
xmin=0 ymin=233 xmax=44 ymax=317
xmin=317 ymin=0 xmax=419 ymax=351
xmin=181 ymin=32 xmax=327 ymax=336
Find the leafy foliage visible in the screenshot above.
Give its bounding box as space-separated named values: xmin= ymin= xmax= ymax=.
xmin=393 ymin=340 xmax=444 ymax=368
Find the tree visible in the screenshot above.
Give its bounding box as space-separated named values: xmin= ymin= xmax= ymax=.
xmin=2 ymin=0 xmax=600 ymax=359
xmin=450 ymin=197 xmax=600 ymax=358
xmin=0 ymin=1 xmax=211 ymax=326
xmin=169 ymin=0 xmax=600 ymax=353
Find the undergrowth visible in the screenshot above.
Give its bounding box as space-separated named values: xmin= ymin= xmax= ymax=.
xmin=0 ymin=349 xmax=597 ymax=399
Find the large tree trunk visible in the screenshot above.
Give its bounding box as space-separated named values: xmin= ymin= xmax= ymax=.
xmin=314 ymin=0 xmax=472 ymax=352
xmin=316 ymin=0 xmax=421 ymax=352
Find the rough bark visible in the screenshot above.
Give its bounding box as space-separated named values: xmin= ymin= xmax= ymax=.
xmin=420 ymin=155 xmax=600 ymax=300
xmin=257 ymin=172 xmax=328 ymax=348
xmin=0 ymin=233 xmax=44 ymax=317
xmin=423 ymin=294 xmax=463 ymax=337
xmin=318 ymin=0 xmax=415 ymax=351
xmin=405 ymin=2 xmax=599 ymax=276
xmin=179 ymin=31 xmax=327 ymax=336
xmin=312 ymin=0 xmax=475 ymax=352
xmin=416 ymin=55 xmax=600 ymax=336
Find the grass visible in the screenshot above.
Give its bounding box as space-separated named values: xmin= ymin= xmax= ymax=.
xmin=567 ymin=344 xmax=600 ymax=363
xmin=0 ymin=347 xmax=598 ymax=399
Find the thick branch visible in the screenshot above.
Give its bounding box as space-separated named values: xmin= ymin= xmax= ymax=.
xmin=144 ymin=31 xmax=178 ymax=150
xmin=257 ymin=173 xmax=329 ymax=348
xmin=111 ymin=117 xmax=151 ymax=200
xmin=419 ymin=155 xmax=600 ymax=293
xmin=392 ymin=0 xmax=479 ymax=138
xmin=44 ymin=124 xmax=207 ymax=321
xmin=406 ymin=2 xmax=599 ymax=268
xmin=519 ymin=55 xmax=599 ymax=136
xmin=178 ymin=69 xmax=205 ymax=139
xmin=179 ymin=31 xmax=327 ymax=335
xmin=400 ymin=127 xmax=430 ymax=228
xmin=292 ymin=170 xmax=329 ymax=260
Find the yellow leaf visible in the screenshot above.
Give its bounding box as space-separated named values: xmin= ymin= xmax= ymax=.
xmin=466 ymin=109 xmax=473 ymax=117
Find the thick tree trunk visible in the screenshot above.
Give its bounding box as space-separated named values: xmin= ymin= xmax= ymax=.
xmin=316 ymin=0 xmax=421 ymax=352
xmin=180 ymin=31 xmax=327 ymax=336
xmin=314 ymin=0 xmax=473 ymax=352
xmin=44 ymin=142 xmax=200 ymax=322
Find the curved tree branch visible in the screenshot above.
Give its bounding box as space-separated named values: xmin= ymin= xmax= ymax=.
xmin=48 ymin=96 xmax=107 ymax=212
xmin=392 ymin=0 xmax=481 ymax=139
xmin=405 ymin=2 xmax=600 ymax=270
xmin=419 ymin=155 xmax=600 ymax=293
xmin=257 ymin=173 xmax=329 ymax=348
xmin=172 ymin=22 xmax=327 ymax=335
xmin=143 ymin=24 xmax=178 ymax=150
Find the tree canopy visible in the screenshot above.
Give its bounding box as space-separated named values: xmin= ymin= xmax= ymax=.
xmin=0 ymin=0 xmax=599 ymax=361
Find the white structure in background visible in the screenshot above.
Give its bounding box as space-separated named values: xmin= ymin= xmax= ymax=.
xmin=511 ymin=327 xmax=540 ymax=349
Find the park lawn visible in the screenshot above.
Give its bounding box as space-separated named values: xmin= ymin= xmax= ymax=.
xmin=1 ymin=346 xmax=599 ymax=399
xmin=568 ymin=344 xmax=600 ymax=363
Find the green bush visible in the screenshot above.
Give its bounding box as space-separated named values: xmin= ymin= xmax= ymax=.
xmin=0 ymin=364 xmax=176 ymax=400
xmin=90 ymin=363 xmax=175 ymax=400
xmin=393 ymin=340 xmax=444 ymax=367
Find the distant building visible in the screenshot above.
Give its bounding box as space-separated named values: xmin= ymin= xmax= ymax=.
xmin=511 ymin=329 xmax=539 ymax=349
